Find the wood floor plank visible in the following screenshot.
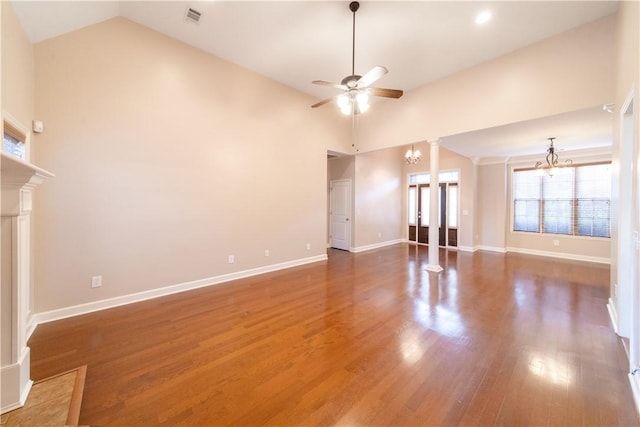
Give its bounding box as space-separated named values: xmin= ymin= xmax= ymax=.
xmin=27 ymin=245 xmax=639 ymax=426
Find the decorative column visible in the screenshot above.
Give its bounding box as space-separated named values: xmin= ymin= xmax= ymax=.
xmin=426 ymin=140 xmax=443 ymax=272
xmin=1 ymin=153 xmax=54 ymax=413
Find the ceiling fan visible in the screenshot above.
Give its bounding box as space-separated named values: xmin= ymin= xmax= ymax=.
xmin=311 ymin=1 xmax=404 ymax=115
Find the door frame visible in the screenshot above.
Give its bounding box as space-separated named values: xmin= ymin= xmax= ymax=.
xmin=407 ymin=170 xmax=460 ymax=248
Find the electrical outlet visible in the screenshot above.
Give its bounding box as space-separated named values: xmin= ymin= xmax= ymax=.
xmin=264 ymin=249 xmax=270 ymax=257
xmin=228 ymin=255 xmax=235 ymax=264
xmin=306 ymin=243 xmax=311 ymax=250
xmin=91 ymin=275 xmax=102 ymax=288
xmin=553 ymin=239 xmax=559 ymax=246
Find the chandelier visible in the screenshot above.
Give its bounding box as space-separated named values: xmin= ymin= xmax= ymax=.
xmin=405 ymin=144 xmax=421 ymax=164
xmin=534 ymin=137 xmax=572 ymax=177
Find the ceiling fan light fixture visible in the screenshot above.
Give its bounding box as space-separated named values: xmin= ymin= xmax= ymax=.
xmin=356 ymin=92 xmax=369 ymax=106
xmin=356 ymin=92 xmax=370 ymax=113
xmin=337 ymin=94 xmax=352 ymax=115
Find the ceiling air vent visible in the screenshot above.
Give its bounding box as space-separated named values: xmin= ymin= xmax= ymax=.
xmin=185 ymin=7 xmax=202 ymax=24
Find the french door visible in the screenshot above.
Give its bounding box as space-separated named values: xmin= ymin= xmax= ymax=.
xmin=408 ymin=182 xmax=458 ymax=247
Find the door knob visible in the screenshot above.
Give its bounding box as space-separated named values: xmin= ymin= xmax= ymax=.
xmin=346 ymin=218 xmax=349 ymax=221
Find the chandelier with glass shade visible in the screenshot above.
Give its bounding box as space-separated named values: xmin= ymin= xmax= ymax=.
xmin=405 ymin=144 xmax=421 ymax=164
xmin=535 ymin=137 xmax=572 ymax=177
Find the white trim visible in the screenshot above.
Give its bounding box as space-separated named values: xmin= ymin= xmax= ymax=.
xmin=0 ymin=348 xmax=33 ymax=414
xmin=476 ymin=245 xmax=507 ymax=254
xmin=456 ymin=245 xmax=476 ymax=252
xmin=25 ymin=312 xmax=38 ymax=343
xmin=629 ymin=373 xmax=640 ymax=421
xmin=351 ymin=239 xmax=403 ymax=253
xmin=31 ymin=254 xmax=327 ymax=327
xmin=608 ymin=298 xmax=619 ymax=334
xmin=506 ymin=246 xmax=609 ymax=264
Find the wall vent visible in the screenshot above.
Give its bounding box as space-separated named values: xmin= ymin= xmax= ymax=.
xmin=185 ymin=7 xmax=202 ymax=24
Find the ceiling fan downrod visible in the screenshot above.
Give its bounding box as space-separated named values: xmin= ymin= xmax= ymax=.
xmin=350 ymin=1 xmax=359 ymax=77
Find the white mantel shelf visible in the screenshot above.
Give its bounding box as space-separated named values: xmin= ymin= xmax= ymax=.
xmin=1 ymin=152 xmax=54 ymax=217
xmin=1 ymin=152 xmax=54 ymax=188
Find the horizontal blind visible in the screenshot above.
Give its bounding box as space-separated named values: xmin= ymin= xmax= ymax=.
xmin=3 ymin=120 xmax=26 ymax=142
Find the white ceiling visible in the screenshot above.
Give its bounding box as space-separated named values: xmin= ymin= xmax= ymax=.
xmin=10 ymin=1 xmax=619 ymax=158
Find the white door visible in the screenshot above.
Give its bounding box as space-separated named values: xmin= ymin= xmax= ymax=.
xmin=330 ymin=179 xmax=351 ymax=250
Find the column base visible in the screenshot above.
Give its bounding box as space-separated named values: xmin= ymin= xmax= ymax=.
xmin=426 ymin=264 xmax=443 ymax=272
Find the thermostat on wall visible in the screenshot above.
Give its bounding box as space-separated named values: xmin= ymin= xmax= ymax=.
xmin=32 ymin=120 xmax=44 ymax=133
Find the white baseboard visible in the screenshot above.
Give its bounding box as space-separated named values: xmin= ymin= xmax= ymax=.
xmin=506 ymin=247 xmax=610 ymax=264
xmin=476 ymin=245 xmax=507 ymax=253
xmin=31 ymin=254 xmax=327 ymax=327
xmin=607 ymin=298 xmax=619 ymax=334
xmin=351 ymin=239 xmax=403 ymax=253
xmin=457 ymin=245 xmax=476 ymax=252
xmin=1 ymin=348 xmax=33 ymax=414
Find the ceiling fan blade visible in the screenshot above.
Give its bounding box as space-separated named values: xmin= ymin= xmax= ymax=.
xmin=356 ymin=66 xmax=388 ymax=88
xmin=311 ymin=97 xmax=336 ymax=108
xmin=370 ymin=87 xmax=404 ymax=99
xmin=312 ymin=80 xmax=348 ymax=91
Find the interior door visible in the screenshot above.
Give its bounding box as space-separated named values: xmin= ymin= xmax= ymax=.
xmin=330 ymin=179 xmax=351 ymax=250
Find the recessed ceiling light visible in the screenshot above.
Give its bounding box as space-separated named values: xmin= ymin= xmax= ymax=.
xmin=475 ymin=10 xmax=492 ymax=25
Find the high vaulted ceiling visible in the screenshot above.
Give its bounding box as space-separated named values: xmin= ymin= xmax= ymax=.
xmin=10 ymin=1 xmax=619 ymax=158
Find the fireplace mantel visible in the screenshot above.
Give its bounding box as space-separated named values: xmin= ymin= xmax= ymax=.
xmin=1 ymin=152 xmax=54 ymax=413
xmin=1 ymin=153 xmax=54 ymax=216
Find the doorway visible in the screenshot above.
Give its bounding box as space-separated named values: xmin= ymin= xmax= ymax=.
xmin=330 ymin=179 xmax=352 ymax=251
xmin=408 ymin=172 xmax=458 ymax=247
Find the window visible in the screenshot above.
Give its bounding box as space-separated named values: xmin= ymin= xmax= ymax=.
xmin=448 ymin=184 xmax=458 ymax=228
xmin=420 ymin=186 xmax=430 ymax=226
xmin=512 ymin=163 xmax=611 ymax=237
xmin=408 ymin=187 xmax=417 ymax=226
xmin=409 ymin=170 xmax=459 ymax=185
xmin=3 ymin=119 xmax=27 ymax=160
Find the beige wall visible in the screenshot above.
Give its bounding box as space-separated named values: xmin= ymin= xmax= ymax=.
xmin=33 ymin=17 xmax=350 ymax=312
xmin=357 ymin=15 xmax=616 ymax=153
xmin=477 ymin=162 xmax=507 ymax=251
xmin=1 ymin=2 xmax=34 ymax=138
xmin=353 ymin=147 xmax=404 ymax=249
xmin=328 ymin=156 xmax=355 ymax=182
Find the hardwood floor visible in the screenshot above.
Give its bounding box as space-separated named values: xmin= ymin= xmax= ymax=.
xmin=28 ymin=244 xmax=638 ymax=426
